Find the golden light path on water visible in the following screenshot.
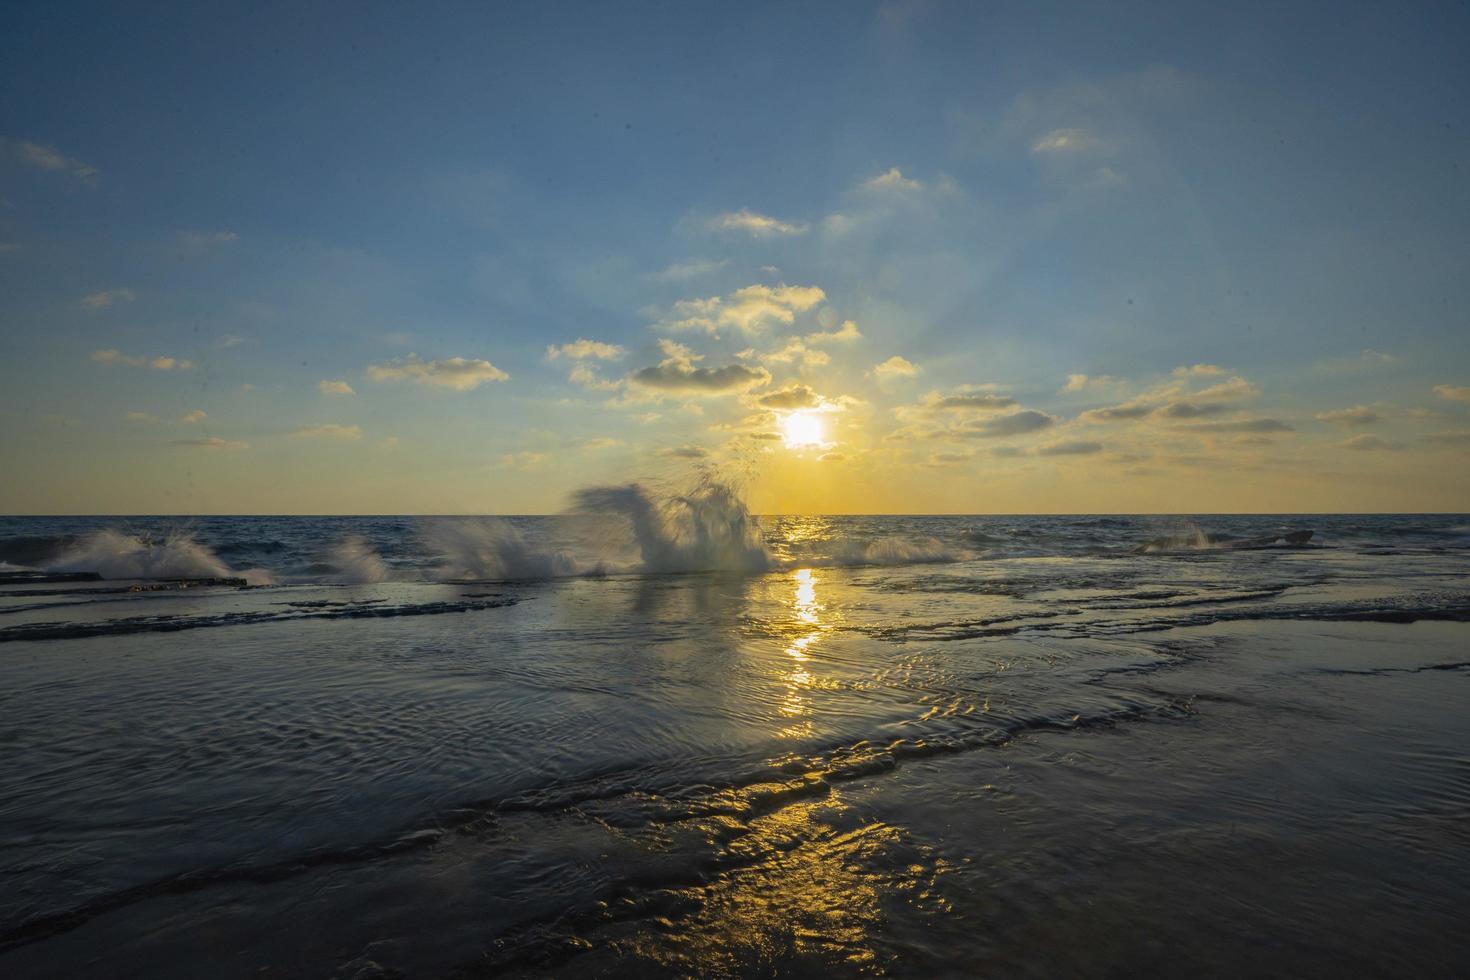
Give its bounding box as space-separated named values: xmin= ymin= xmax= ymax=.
xmin=613 ymin=559 xmax=955 ymax=973
xmin=779 ymin=567 xmax=822 ymax=739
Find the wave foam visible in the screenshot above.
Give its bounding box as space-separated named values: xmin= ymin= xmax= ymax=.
xmin=45 ymin=530 xmax=234 ymax=581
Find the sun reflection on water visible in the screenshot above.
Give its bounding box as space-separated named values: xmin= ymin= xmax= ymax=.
xmin=779 ymin=568 xmax=826 ymax=739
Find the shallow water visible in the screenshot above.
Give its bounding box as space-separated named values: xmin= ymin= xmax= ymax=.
xmin=0 ymin=512 xmax=1467 ymax=977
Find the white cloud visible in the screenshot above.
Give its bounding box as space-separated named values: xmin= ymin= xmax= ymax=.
xmin=172 ymin=437 xmax=248 ymax=451
xmin=1315 ymin=405 xmax=1379 ymax=427
xmin=659 ymin=283 xmax=827 ymax=337
xmin=1172 ymin=364 xmax=1228 ymax=378
xmin=711 ymin=208 xmax=808 ymax=237
xmin=180 ymin=409 xmax=207 ymax=423
xmin=581 ymin=437 xmax=624 ymax=450
xmin=864 ymin=167 xmax=922 ymax=191
xmin=567 ymin=363 xmax=622 ymax=391
xmin=1433 ymin=384 xmax=1470 ymax=402
xmin=318 ymin=380 xmax=356 ymax=396
xmin=546 ymin=339 xmax=626 ymax=361
xmin=646 ymin=257 xmax=730 ymax=282
xmin=91 ymin=349 xmax=194 ymax=371
xmin=1062 ymin=373 xmax=1124 ymax=393
xmin=292 ymin=424 xmax=363 ymax=441
xmin=804 ymin=320 xmax=863 ymax=345
xmin=367 ymin=354 xmax=508 ymax=390
xmin=869 ymin=355 xmax=920 ymax=381
xmin=177 ymin=230 xmax=239 ymax=254
xmin=760 ymin=338 xmax=830 ymax=368
xmin=80 ymin=288 xmax=136 ymax=310
xmin=9 ymin=139 xmax=99 ymax=184
xmin=1030 ymin=128 xmax=1106 ymax=155
xmin=498 ymin=451 xmax=548 ymax=469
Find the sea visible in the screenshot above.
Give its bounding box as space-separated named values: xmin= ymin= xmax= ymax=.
xmin=1 ymin=487 xmax=1468 ymax=978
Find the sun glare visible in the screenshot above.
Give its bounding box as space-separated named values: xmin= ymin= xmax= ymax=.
xmin=780 ymin=411 xmax=825 ymax=448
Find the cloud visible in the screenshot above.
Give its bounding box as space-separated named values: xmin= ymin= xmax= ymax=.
xmin=1178 ymin=418 xmax=1293 ymax=434
xmin=1173 ymin=364 xmax=1228 ymax=378
xmin=659 ymin=284 xmax=826 ymax=337
xmin=818 ymin=451 xmax=845 ymax=461
xmin=9 ymin=139 xmax=98 ymax=184
xmin=711 ymin=209 xmax=808 ymax=237
xmin=756 ymin=383 xmax=823 ymax=410
xmin=1433 ymin=384 xmax=1470 ymax=402
xmin=1062 ymin=373 xmax=1123 ymax=393
xmin=804 ymin=320 xmax=863 ymax=344
xmin=960 ymin=410 xmax=1058 ymax=438
xmin=720 ymin=284 xmax=826 ymax=334
xmin=498 ymin=451 xmax=548 ymax=469
xmin=647 ymin=258 xmax=730 ymax=282
xmin=1081 ymin=371 xmax=1260 ymax=423
xmin=1313 ymin=349 xmax=1399 ymax=374
xmin=180 ymin=409 xmax=207 ymax=423
xmin=1315 ymin=405 xmax=1379 ymax=427
xmin=546 ymin=338 xmax=627 ymax=361
xmin=1422 ymin=430 xmax=1470 ymax=447
xmin=760 ymin=338 xmax=830 ymax=368
xmin=928 ymin=451 xmax=973 ymax=466
xmin=869 ymin=356 xmax=920 ymax=381
xmin=367 ymin=354 xmax=508 ymax=390
xmin=1037 ymin=439 xmax=1104 ymax=456
xmin=1030 ymin=128 xmax=1106 ymax=155
xmin=581 ymin=437 xmax=624 ymax=450
xmin=318 ymin=380 xmax=356 ymax=395
xmin=931 ymin=392 xmax=1016 ymax=411
xmin=567 ymin=363 xmax=623 ymax=391
xmin=292 ymin=424 xmax=363 ymax=441
xmin=1080 ymin=401 xmax=1154 ymax=422
xmin=629 ymin=339 xmax=770 ymax=395
xmin=177 ymin=230 xmax=239 ymax=254
xmin=125 ymin=411 xmax=157 ymax=422
xmin=864 ymin=167 xmax=922 ymax=191
xmin=1154 ymin=401 xmax=1229 ymax=419
xmin=80 ymin=288 xmax=136 ymax=310
xmin=658 ymin=444 xmax=709 ymax=459
xmin=1337 ymin=434 xmax=1401 ymax=451
xmin=1192 ymin=376 xmax=1260 ymax=400
xmin=172 ymin=437 xmax=247 ymax=451
xmin=91 ymin=349 xmax=194 ymax=371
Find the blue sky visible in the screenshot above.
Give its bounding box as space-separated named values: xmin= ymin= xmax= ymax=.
xmin=2 ymin=0 xmax=1468 ymax=513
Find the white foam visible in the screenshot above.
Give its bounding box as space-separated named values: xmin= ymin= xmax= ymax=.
xmin=45 ymin=529 xmax=234 ymax=580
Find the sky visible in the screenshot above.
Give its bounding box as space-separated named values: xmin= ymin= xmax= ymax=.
xmin=1 ymin=0 xmax=1468 ymax=514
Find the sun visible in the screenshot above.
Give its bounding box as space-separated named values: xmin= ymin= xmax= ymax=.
xmin=780 ymin=411 xmax=826 ymax=448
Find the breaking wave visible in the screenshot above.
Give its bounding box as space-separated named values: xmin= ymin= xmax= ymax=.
xmin=44 ymin=529 xmax=234 ymax=580
xmin=425 ymin=519 xmax=595 ymax=581
xmin=570 ymin=479 xmax=774 ymax=575
xmin=326 ymin=537 xmax=392 ymax=584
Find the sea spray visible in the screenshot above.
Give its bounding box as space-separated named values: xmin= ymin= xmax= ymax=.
xmin=326 ymin=536 xmax=392 ymax=584
xmin=570 ymin=477 xmax=773 ymax=574
xmin=425 ymin=519 xmax=592 ymax=581
xmin=45 ymin=529 xmax=235 ymax=580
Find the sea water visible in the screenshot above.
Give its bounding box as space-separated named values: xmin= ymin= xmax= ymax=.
xmin=1 ymin=494 xmax=1467 ymax=977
